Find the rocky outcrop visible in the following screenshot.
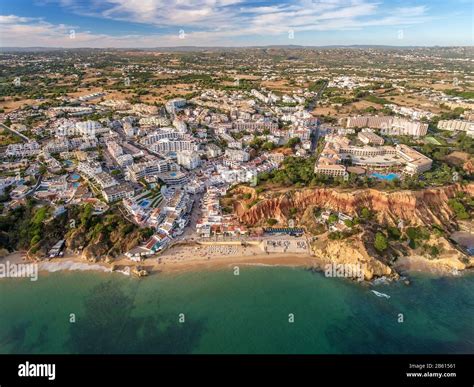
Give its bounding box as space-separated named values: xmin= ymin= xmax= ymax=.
xmin=464 ymin=160 xmax=474 ymax=174
xmin=311 ymin=234 xmax=395 ymax=281
xmin=394 ymin=235 xmax=472 ymax=275
xmin=236 ymin=183 xmax=474 ymax=229
xmin=66 ymin=221 xmax=145 ymax=262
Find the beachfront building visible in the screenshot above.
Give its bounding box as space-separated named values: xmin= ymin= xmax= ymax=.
xmin=162 ymin=189 xmax=192 ymax=217
xmin=395 ymin=144 xmax=433 ymax=174
xmin=314 ymin=135 xmax=432 ymax=177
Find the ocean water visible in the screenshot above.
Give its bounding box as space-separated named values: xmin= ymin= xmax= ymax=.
xmin=0 ymin=267 xmax=473 ymax=354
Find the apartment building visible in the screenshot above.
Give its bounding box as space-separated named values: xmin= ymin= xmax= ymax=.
xmin=44 ymin=139 xmax=69 ymax=153
xmin=346 ymin=115 xmax=391 ymax=129
xmin=232 ymin=120 xmax=279 ymax=132
xmin=77 ymin=161 xmax=102 ymax=178
xmin=165 ymin=98 xmax=187 ymax=114
xmin=116 ymin=154 xmax=134 ymax=167
xmin=5 ymin=142 xmax=40 ymax=158
xmin=75 ymin=120 xmax=109 ymax=137
xmin=289 ymin=127 xmax=312 ymax=141
xmin=158 ymin=171 xmax=189 ymax=186
xmin=177 ymin=150 xmax=201 ymax=170
xmin=206 ymin=143 xmax=222 ymax=158
xmin=438 ymin=120 xmax=474 ymax=136
xmin=48 ymin=106 xmax=94 ymax=118
xmin=358 ymin=131 xmax=384 ymax=146
xmin=150 ymin=139 xmax=196 ymax=154
xmin=139 ymin=116 xmax=170 ymax=127
xmin=94 ymin=172 xmax=117 ymax=189
xmin=140 ymin=130 xmax=184 ymax=146
xmin=346 ymin=115 xmax=428 ymax=136
xmin=386 ymin=117 xmax=428 ymax=137
xmin=127 ymin=159 xmax=177 ymax=182
xmin=225 ymin=148 xmax=250 ymax=163
xmin=102 ymin=183 xmax=135 ymax=203
xmin=172 ymin=119 xmax=188 ymax=133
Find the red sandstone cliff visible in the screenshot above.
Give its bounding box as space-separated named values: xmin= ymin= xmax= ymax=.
xmin=235 ymin=183 xmax=474 ymax=228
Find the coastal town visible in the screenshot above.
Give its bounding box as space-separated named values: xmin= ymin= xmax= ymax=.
xmin=1 ymin=0 xmax=474 ymax=376
xmin=0 ymin=47 xmax=472 ymax=279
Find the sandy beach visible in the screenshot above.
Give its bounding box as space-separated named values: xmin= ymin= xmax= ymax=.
xmin=0 ymin=242 xmax=318 ymax=278
xmin=2 ymin=237 xmax=471 ymax=279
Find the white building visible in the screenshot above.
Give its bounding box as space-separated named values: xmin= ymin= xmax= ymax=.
xmin=358 ymin=131 xmax=384 ymax=146
xmin=127 ymin=159 xmax=178 ymax=182
xmin=177 ymin=150 xmax=201 ymax=170
xmin=102 ymin=183 xmax=134 ymax=203
xmin=206 ymin=143 xmax=222 ymax=158
xmin=438 ymin=120 xmax=474 ymax=136
xmin=5 ymin=142 xmax=40 ymax=158
xmin=173 ymin=119 xmax=188 ymax=133
xmin=165 ymin=98 xmax=186 ymax=114
xmin=225 ymin=148 xmax=250 ymax=163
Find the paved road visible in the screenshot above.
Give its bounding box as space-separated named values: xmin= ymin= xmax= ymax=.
xmin=0 ymin=123 xmax=31 ymax=142
xmin=305 ymin=80 xmax=328 ymax=113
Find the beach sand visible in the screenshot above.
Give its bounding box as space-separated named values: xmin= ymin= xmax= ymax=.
xmin=0 ymin=243 xmax=318 ymax=278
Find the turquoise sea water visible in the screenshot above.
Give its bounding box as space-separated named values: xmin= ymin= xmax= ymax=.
xmin=0 ymin=267 xmax=473 ymax=354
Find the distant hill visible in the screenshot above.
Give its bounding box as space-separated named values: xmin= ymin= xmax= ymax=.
xmin=0 ymin=45 xmax=468 ymax=53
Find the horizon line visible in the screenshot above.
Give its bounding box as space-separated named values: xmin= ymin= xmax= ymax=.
xmin=1 ymin=44 xmax=473 ymax=51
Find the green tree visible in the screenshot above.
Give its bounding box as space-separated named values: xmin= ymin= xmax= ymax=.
xmin=80 ymin=204 xmax=93 ymax=227
xmin=287 ymin=137 xmax=301 ymax=149
xmin=360 ymin=207 xmax=372 ymax=220
xmin=374 ymin=232 xmax=388 ymax=252
xmin=267 ymin=218 xmax=278 ymax=226
xmin=344 ymin=219 xmax=354 ymax=228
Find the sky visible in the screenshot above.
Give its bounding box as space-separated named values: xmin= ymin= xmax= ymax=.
xmin=0 ymin=0 xmax=472 ymax=48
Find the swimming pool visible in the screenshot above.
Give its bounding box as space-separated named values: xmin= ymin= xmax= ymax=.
xmin=370 ymin=172 xmax=399 ymax=181
xmin=140 ymin=199 xmax=150 ymax=208
xmin=71 ymin=174 xmax=80 ymax=180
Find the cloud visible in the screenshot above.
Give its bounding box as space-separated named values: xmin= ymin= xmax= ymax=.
xmin=0 ymin=15 xmax=36 ymax=24
xmin=0 ymin=1 xmax=437 ymax=47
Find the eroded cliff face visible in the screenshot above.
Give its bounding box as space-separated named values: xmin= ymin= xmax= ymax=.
xmin=236 ymin=183 xmax=474 ymax=229
xmin=310 ymin=233 xmax=394 ymax=281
